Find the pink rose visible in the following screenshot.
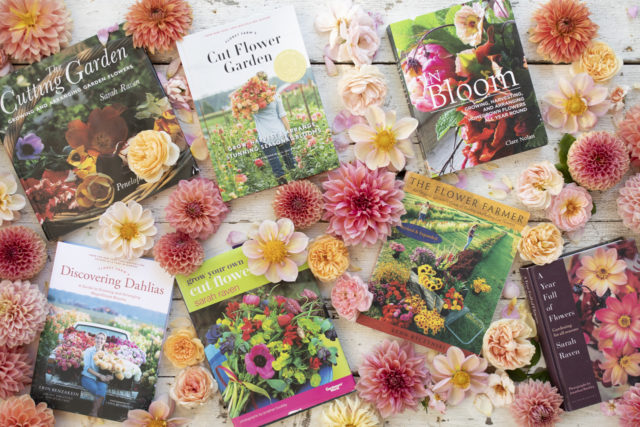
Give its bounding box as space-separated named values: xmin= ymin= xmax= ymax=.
xmin=344 ymin=23 xmax=380 ymax=66
xmin=243 ymin=294 xmax=260 ymax=306
xmin=331 ymin=273 xmax=373 ymax=321
xmin=482 ymin=319 xmax=535 ymax=370
xmin=547 ymin=183 xmax=593 ymax=232
xmin=516 ymin=161 xmax=564 ymax=209
xmin=338 ymin=65 xmax=387 ymax=116
xmin=170 ymin=366 xmax=216 ymax=409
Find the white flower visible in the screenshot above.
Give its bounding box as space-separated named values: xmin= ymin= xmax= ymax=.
xmin=454 ymin=3 xmax=485 ymax=47
xmin=315 ymin=0 xmax=374 ymax=49
xmin=486 ymin=370 xmax=515 ymax=407
xmin=96 ymin=201 xmax=157 ymax=259
xmin=0 ymin=173 xmax=25 ymax=225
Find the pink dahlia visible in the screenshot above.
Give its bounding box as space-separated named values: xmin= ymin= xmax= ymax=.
xmin=0 ymin=226 xmax=47 ymax=281
xmin=153 ymin=232 xmax=204 ymax=276
xmin=165 ymin=178 xmax=228 ymax=240
xmin=511 ymin=380 xmax=563 ymax=427
xmin=124 ymin=394 xmax=190 ymax=427
xmin=595 ymin=293 xmax=640 ymax=350
xmin=600 ymin=344 xmax=640 ymax=386
xmin=272 ymin=180 xmax=324 ymax=229
xmin=616 ymin=384 xmax=640 ymax=427
xmin=0 ymin=280 xmax=48 ymax=348
xmin=331 ymin=273 xmax=373 ymax=321
xmin=618 ymin=105 xmax=640 ymax=164
xmin=0 ymin=345 xmax=32 ymax=398
xmin=0 ymin=395 xmax=54 ymax=427
xmin=618 ymin=174 xmax=640 ymax=234
xmin=567 ymin=131 xmax=630 ymax=191
xmin=431 ymin=346 xmax=488 ymax=405
xmin=357 ymin=339 xmax=429 ymax=418
xmin=323 ymin=161 xmax=405 ymax=246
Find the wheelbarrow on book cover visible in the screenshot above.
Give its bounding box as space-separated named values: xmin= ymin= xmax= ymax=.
xmin=444 ymin=307 xmax=484 ymax=345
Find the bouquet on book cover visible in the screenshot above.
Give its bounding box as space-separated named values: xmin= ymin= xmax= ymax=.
xmin=230 ymin=76 xmax=277 ymax=120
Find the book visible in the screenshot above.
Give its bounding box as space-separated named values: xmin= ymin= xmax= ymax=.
xmin=0 ymin=26 xmax=198 ymax=240
xmin=357 ymin=171 xmax=529 ymax=355
xmin=175 ymin=248 xmax=356 ymax=426
xmin=520 ymin=239 xmax=640 ymax=411
xmin=31 ymin=242 xmax=174 ymax=421
xmin=387 ymin=0 xmax=548 ymax=175
xmin=177 ymin=6 xmax=339 ymax=201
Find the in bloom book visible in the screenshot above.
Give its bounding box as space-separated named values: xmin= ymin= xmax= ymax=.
xmin=521 ymin=239 xmax=640 ymax=411
xmin=177 ymin=6 xmax=339 ymax=201
xmin=387 ymin=0 xmax=548 ymax=175
xmin=175 ymin=248 xmax=356 ymax=427
xmin=357 ymin=171 xmax=529 ymax=355
xmin=31 ymin=242 xmax=174 ymax=421
xmin=0 ymin=25 xmax=198 ymax=240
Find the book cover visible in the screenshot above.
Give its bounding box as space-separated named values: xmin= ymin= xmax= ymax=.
xmin=521 ymin=239 xmax=640 ymax=411
xmin=177 ymin=6 xmax=339 ymax=201
xmin=31 ymin=242 xmax=174 ymax=421
xmin=175 ymin=248 xmax=356 ymax=426
xmin=0 ymin=26 xmax=198 ymax=240
xmin=357 ymin=171 xmax=529 ymax=355
xmin=387 ymin=0 xmax=548 ymax=175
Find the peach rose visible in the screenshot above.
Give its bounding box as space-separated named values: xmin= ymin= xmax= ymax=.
xmin=610 ymin=85 xmax=630 ymax=112
xmin=517 ymin=223 xmax=564 ymax=265
xmin=571 ymin=41 xmax=622 ymax=83
xmin=338 ymin=64 xmax=387 ymax=116
xmin=163 ymin=326 xmax=205 ymax=369
xmin=170 ymin=365 xmax=217 ymax=409
xmin=75 ymin=173 xmax=115 ymax=208
xmin=126 ymin=130 xmax=180 ymax=183
xmin=483 ymin=319 xmax=536 ymax=370
xmin=307 ymin=235 xmax=350 ymax=282
xmin=516 ymin=161 xmax=564 ymax=210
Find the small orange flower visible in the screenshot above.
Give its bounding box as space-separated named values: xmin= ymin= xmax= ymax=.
xmin=163 ymin=326 xmax=205 ymax=369
xmin=307 ymin=235 xmax=350 ymax=282
xmin=65 ymin=105 xmax=129 ymax=155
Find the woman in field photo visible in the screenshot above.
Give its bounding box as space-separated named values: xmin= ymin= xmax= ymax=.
xmin=80 ymin=332 xmax=112 ymax=417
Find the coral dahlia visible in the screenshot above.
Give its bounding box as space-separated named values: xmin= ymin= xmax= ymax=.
xmin=0 ymin=280 xmax=47 ymax=348
xmin=618 ymin=174 xmax=640 ymax=234
xmin=124 ymin=0 xmax=193 ymax=54
xmin=272 ymin=180 xmax=323 ymax=229
xmin=0 ymin=226 xmax=47 ymax=281
xmin=153 ymin=232 xmax=204 ymax=276
xmin=0 ymin=345 xmax=32 ymax=399
xmin=618 ymin=105 xmax=640 ymax=165
xmin=0 ymin=395 xmax=54 ymax=427
xmin=567 ymin=131 xmax=629 ymax=191
xmin=510 ymin=379 xmax=564 ymax=427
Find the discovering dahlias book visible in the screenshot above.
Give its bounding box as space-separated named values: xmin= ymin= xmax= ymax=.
xmin=357 ymin=171 xmax=529 ymax=355
xmin=521 ymin=239 xmax=640 ymax=411
xmin=31 ymin=242 xmax=174 ymax=421
xmin=388 ymin=0 xmax=548 ymax=175
xmin=177 ymin=6 xmax=339 ymax=201
xmin=175 ymin=247 xmax=356 ymax=426
xmin=0 ymin=26 xmax=198 ymax=240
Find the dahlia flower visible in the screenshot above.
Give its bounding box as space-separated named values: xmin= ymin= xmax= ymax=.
xmin=600 ymin=344 xmax=640 ymax=386
xmin=153 ymin=232 xmax=204 ymax=276
xmin=0 ymin=0 xmax=72 ymax=63
xmin=0 ymin=226 xmax=47 ymax=281
xmin=322 ymin=394 xmax=381 ymax=427
xmin=0 ymin=345 xmax=32 ymax=398
xmin=601 ymin=399 xmax=618 ymax=416
xmin=331 ymin=273 xmax=373 ymax=321
xmin=242 ymin=219 xmax=309 ymax=283
xmin=431 ymin=346 xmax=489 ymax=405
xmin=307 ymin=235 xmax=350 ymax=282
xmin=272 ymin=180 xmax=324 ymax=229
xmin=0 ymin=173 xmax=26 ymax=226
xmin=323 ymin=161 xmax=405 ymax=246
xmin=546 ymin=183 xmax=592 ymax=232
xmin=618 ymin=174 xmax=640 ymax=234
xmin=596 ymin=293 xmax=640 ymax=349
xmin=349 ymin=106 xmax=417 ymax=170
xmin=578 ymin=247 xmax=627 ymax=297
xmin=530 ymin=0 xmax=598 ymax=64
xmin=616 ymin=384 xmax=640 ymax=427
xmin=567 ymin=131 xmax=629 ymax=191
xmin=124 ymin=394 xmax=190 ymax=427
xmin=543 ymin=73 xmax=609 ymax=134
xmin=618 ymin=105 xmax=640 ymax=164
xmin=0 ymin=395 xmax=54 ymax=427
xmin=510 ymin=380 xmax=563 ymax=427
xmin=124 ymin=0 xmax=193 ymax=54
xmin=96 ymin=201 xmax=157 ymax=260
xmin=0 ymin=280 xmax=47 ymax=348
xmin=357 ymin=340 xmax=429 ymax=418
xmin=516 ymin=161 xmax=564 ymax=210
xmin=165 ymin=178 xmax=228 ymax=240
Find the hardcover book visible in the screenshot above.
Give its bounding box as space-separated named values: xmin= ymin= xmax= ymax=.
xmin=175 ymin=248 xmax=356 ymax=426
xmin=0 ymin=26 xmax=198 ymax=240
xmin=387 ymin=0 xmax=548 ymax=175
xmin=521 ymin=239 xmax=640 ymax=411
xmin=177 ymin=6 xmax=339 ymax=201
xmin=31 ymin=242 xmax=174 ymax=421
xmin=357 ymin=171 xmax=529 ymax=355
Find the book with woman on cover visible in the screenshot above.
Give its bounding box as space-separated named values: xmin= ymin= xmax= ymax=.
xmin=31 ymin=242 xmax=174 ymax=421
xmin=521 ymin=239 xmax=640 ymax=411
xmin=387 ymin=0 xmax=547 ymax=175
xmin=357 ymin=171 xmax=529 ymax=355
xmin=0 ymin=25 xmax=198 ymax=240
xmin=177 ymin=6 xmax=339 ymax=201
xmin=175 ymin=248 xmax=355 ymax=427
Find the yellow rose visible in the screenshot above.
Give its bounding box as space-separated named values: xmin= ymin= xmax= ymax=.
xmin=571 ymin=41 xmax=622 ymax=83
xmin=163 ymin=326 xmax=205 ymax=369
xmin=517 ymin=223 xmax=564 ymax=265
xmin=126 ymin=130 xmax=180 ymax=183
xmin=307 ymin=235 xmax=350 ymax=282
xmin=75 ymin=173 xmax=114 ymax=208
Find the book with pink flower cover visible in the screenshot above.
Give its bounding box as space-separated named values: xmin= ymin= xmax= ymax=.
xmin=520 ymin=239 xmax=640 ymax=411
xmin=387 ymin=0 xmax=548 ymax=175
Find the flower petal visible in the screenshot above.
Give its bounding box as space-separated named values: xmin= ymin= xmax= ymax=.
xmin=348 ymin=124 xmax=377 ymax=143
xmin=392 ymin=117 xmax=419 ymax=140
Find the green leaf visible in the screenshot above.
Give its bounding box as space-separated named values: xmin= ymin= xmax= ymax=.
xmin=592 ymin=201 xmax=597 ymax=215
xmin=266 ymin=379 xmax=287 ymax=392
xmin=558 ymin=133 xmax=576 ymax=165
xmin=506 ymin=368 xmax=528 ymax=382
xmin=321 ymin=318 xmax=332 ymax=332
xmin=530 ymin=369 xmax=551 ymax=383
xmin=243 ymin=381 xmax=271 ymax=400
xmin=435 ymin=109 xmax=463 ymax=140
xmin=555 ymin=162 xmax=574 ymax=184
xmin=310 ymin=373 xmax=321 ymax=387
xmin=529 ymin=338 xmax=541 ymax=367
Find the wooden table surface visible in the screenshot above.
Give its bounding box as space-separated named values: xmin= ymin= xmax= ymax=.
xmin=6 ymin=0 xmax=640 ymax=425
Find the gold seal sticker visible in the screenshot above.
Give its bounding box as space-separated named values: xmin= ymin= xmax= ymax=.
xmin=274 ymin=49 xmax=307 ymax=82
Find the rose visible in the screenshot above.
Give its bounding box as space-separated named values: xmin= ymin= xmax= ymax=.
xmin=571 ymin=41 xmax=622 ymax=83
xmin=546 ymin=183 xmax=593 ymax=232
xmin=163 ymin=326 xmax=205 ymax=369
xmin=307 ymin=235 xmax=350 ymax=282
xmin=338 ymin=64 xmax=387 ymax=116
xmin=331 ymin=273 xmax=374 ymax=321
xmin=254 ymin=158 xmax=264 ymax=167
xmin=483 ymin=319 xmax=536 ymax=370
xmin=517 ymin=223 xmax=564 ymax=265
xmin=516 ymin=161 xmax=564 ymax=210
xmin=75 ymin=173 xmax=115 ymax=209
xmin=126 ymin=130 xmax=180 ymax=183
xmin=344 ymin=23 xmax=380 ymax=66
xmin=610 ymin=85 xmax=629 ymax=112
xmin=170 ymin=366 xmax=217 ymax=409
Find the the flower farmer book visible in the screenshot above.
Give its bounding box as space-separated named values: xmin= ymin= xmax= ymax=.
xmin=31 ymin=242 xmax=174 ymax=421
xmin=357 ymin=171 xmax=529 ymax=355
xmin=387 ymin=0 xmax=548 ymax=175
xmin=0 ymin=26 xmax=198 ymax=240
xmin=177 ymin=6 xmax=340 ymax=202
xmin=175 ymin=248 xmax=355 ymax=427
xmin=521 ymin=239 xmax=640 ymax=411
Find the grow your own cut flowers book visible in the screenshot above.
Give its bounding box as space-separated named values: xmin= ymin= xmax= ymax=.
xmin=175 ymin=247 xmax=355 ymax=427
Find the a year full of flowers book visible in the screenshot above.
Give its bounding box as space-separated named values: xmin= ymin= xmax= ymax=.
xmin=0 ymin=26 xmax=198 ymax=240
xmin=357 ymin=171 xmax=529 ymax=355
xmin=177 ymin=6 xmax=339 ymax=202
xmin=175 ymin=247 xmax=355 ymax=427
xmin=521 ymin=239 xmax=640 ymax=411
xmin=31 ymin=241 xmax=174 ymax=422
xmin=387 ymin=0 xmax=548 ymax=175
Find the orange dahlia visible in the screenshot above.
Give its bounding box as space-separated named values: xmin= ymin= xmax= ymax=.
xmin=530 ymin=0 xmax=598 ymax=64
xmin=0 ymin=0 xmax=72 ymax=64
xmin=124 ymin=0 xmax=193 ymax=54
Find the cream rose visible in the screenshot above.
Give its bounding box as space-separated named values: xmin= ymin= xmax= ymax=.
xmin=338 ymin=64 xmax=387 ymax=116
xmin=516 ymin=161 xmax=564 ymax=210
xmin=518 ymin=223 xmax=564 ymax=265
xmin=170 ymin=365 xmax=217 ymax=409
xmin=126 ymin=130 xmax=180 ymax=183
xmin=483 ymin=319 xmax=536 ymax=371
xmin=571 ymin=41 xmax=622 ymax=83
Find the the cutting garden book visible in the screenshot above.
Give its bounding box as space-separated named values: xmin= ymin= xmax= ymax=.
xmin=177 ymin=6 xmax=339 ymax=202
xmin=521 ymin=239 xmax=640 ymax=411
xmin=387 ymin=0 xmax=548 ymax=175
xmin=0 ymin=26 xmax=198 ymax=240
xmin=176 ymin=247 xmax=355 ymax=427
xmin=357 ymin=171 xmax=529 ymax=355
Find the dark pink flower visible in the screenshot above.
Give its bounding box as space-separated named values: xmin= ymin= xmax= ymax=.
xmin=596 ymin=293 xmax=640 ymax=350
xmin=616 ymin=384 xmax=640 ymax=427
xmin=0 ymin=226 xmax=47 ymax=281
xmin=153 ymin=232 xmax=204 ymax=276
xmin=242 ymin=294 xmax=260 ymax=306
xmin=245 ymin=344 xmax=275 ymax=379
